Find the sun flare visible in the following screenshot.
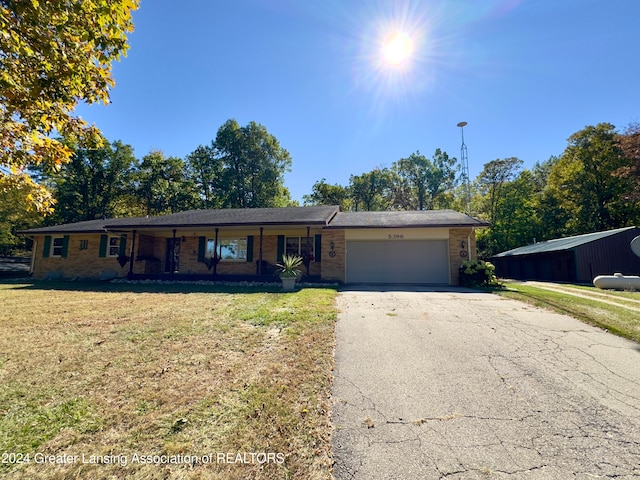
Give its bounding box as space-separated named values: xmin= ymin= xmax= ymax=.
xmin=382 ymin=32 xmax=413 ymax=66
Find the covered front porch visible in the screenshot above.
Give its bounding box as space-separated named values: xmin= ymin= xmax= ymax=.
xmin=118 ymin=225 xmax=323 ymax=282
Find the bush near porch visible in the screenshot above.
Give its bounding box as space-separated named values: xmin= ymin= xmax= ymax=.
xmin=459 ymin=260 xmax=501 ymax=288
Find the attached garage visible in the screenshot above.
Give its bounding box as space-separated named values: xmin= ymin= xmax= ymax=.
xmin=325 ymin=210 xmax=490 ymax=285
xmin=346 ymin=240 xmax=449 ymax=284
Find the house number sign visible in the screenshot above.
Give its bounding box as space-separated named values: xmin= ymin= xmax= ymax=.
xmin=387 ymin=234 xmax=404 ymax=240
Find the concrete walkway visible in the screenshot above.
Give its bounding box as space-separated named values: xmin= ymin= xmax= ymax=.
xmin=331 ymin=287 xmax=640 ymax=479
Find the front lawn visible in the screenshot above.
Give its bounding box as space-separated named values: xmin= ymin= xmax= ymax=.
xmin=0 ymin=282 xmax=338 ymax=479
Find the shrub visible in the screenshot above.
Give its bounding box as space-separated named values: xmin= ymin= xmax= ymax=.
xmin=459 ymin=260 xmax=502 ymax=288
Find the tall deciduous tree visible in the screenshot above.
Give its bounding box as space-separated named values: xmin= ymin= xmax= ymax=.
xmin=41 ymin=140 xmax=138 ymax=224
xmin=0 ymin=0 xmax=139 ymax=212
xmin=548 ymin=123 xmax=631 ymax=233
xmin=136 ymin=150 xmax=199 ymax=216
xmin=349 ymin=168 xmax=394 ymax=211
xmin=214 ymin=119 xmax=292 ymax=208
xmin=616 ymin=122 xmax=640 ymax=204
xmin=474 ymin=157 xmax=523 ymax=227
xmin=303 ymin=179 xmax=351 ymax=210
xmin=186 ymin=144 xmax=224 ymax=209
xmin=392 ymin=149 xmax=458 ymax=210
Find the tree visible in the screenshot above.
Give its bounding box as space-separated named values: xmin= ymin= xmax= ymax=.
xmin=349 ymin=168 xmax=394 ymax=211
xmin=214 ymin=120 xmax=293 ymax=208
xmin=40 ymin=139 xmax=138 ymax=224
xmin=392 ymin=149 xmax=458 ymax=210
xmin=531 ymin=156 xmax=568 ymax=241
xmin=0 ymin=0 xmax=138 ymax=212
xmin=186 ymin=144 xmax=224 ymax=209
xmin=548 ymin=123 xmax=631 ymax=233
xmin=136 ymin=150 xmax=199 ymax=216
xmin=303 ymin=179 xmax=351 ymax=210
xmin=474 ymin=157 xmax=523 ymax=226
xmin=0 ymin=180 xmax=42 ymax=255
xmin=615 ymin=122 xmax=640 ymax=204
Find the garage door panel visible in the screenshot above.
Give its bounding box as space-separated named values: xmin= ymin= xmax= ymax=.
xmin=346 ymin=240 xmax=449 ymax=284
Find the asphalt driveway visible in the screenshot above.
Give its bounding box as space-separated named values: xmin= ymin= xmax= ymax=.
xmin=331 ymin=287 xmax=640 ymax=479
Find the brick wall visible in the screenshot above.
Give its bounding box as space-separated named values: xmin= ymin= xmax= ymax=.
xmin=448 ymin=228 xmax=476 ymax=286
xmin=321 ymin=230 xmax=345 ymax=282
xmin=32 ymin=234 xmax=129 ymax=279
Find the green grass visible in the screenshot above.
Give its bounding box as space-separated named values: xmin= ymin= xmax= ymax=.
xmin=495 ymin=283 xmax=640 ymax=343
xmin=0 ymin=281 xmax=338 ymax=479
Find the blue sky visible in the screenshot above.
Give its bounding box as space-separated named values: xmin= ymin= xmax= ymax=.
xmin=77 ymin=0 xmax=640 ymax=203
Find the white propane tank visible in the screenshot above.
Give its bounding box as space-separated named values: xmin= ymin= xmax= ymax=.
xmin=593 ymin=272 xmax=640 ymax=290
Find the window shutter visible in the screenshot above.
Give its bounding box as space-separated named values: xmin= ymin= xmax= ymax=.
xmin=197 ymin=236 xmax=206 ymax=262
xmin=61 ymin=235 xmax=70 ymax=258
xmin=43 ymin=235 xmax=51 ymax=258
xmin=246 ymin=236 xmax=254 ymax=262
xmin=315 ymin=234 xmax=322 ymax=262
xmin=99 ymin=234 xmax=107 ymax=258
xmin=119 ymin=234 xmax=127 ymax=257
xmin=277 ymin=235 xmax=285 ymax=262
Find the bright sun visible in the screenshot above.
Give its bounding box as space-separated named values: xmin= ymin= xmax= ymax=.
xmin=382 ymin=32 xmax=413 ymax=66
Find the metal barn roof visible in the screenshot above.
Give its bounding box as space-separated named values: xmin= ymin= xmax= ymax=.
xmin=493 ymin=226 xmax=638 ymax=258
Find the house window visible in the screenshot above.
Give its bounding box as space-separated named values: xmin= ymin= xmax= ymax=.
xmin=50 ymin=237 xmax=64 ymax=257
xmin=108 ymin=236 xmax=121 ymax=257
xmin=206 ymin=238 xmax=247 ymax=262
xmin=286 ymin=237 xmax=314 ymax=261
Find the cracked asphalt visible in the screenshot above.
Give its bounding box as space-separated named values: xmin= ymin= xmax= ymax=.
xmin=330 ymin=287 xmax=640 ymax=479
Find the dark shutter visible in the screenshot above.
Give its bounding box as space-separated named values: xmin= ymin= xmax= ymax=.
xmin=61 ymin=235 xmax=70 ymax=258
xmin=99 ymin=234 xmax=107 ymax=258
xmin=315 ymin=234 xmax=322 ymax=262
xmin=197 ymin=236 xmax=206 ymax=262
xmin=277 ymin=235 xmax=285 ymax=262
xmin=43 ymin=235 xmax=51 ymax=258
xmin=119 ymin=234 xmax=127 ymax=257
xmin=246 ymin=236 xmax=254 ymax=262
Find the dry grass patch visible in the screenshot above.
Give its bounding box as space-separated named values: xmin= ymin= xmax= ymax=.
xmin=0 ymin=282 xmax=337 ymax=479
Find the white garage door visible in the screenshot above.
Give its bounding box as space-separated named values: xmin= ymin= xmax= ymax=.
xmin=346 ymin=240 xmax=449 ymax=284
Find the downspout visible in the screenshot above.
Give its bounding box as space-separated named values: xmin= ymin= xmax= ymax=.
xmin=258 ymin=227 xmax=264 ymax=275
xmin=213 ymin=228 xmax=219 ymax=278
xmin=30 ymin=237 xmax=36 ymax=275
xmin=128 ymin=230 xmax=137 ymax=279
xmin=306 ymin=226 xmax=311 ymax=276
xmin=171 ymin=229 xmax=177 ymax=274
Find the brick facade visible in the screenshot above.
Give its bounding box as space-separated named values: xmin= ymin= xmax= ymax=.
xmin=448 ymin=227 xmax=476 ymax=286
xmin=320 ymin=230 xmax=346 ymax=282
xmin=28 ymin=222 xmax=479 ymax=285
xmin=32 ymin=234 xmax=128 ymax=280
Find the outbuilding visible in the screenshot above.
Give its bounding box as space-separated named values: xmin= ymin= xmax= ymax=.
xmin=492 ymin=226 xmax=640 ymax=284
xmin=21 ymin=206 xmax=489 ymax=286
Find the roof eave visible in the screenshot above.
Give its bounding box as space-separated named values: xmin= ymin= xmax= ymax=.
xmin=325 ymin=222 xmax=490 ymax=229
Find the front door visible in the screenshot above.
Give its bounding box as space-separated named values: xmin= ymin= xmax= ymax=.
xmin=165 ymin=238 xmax=180 ymax=273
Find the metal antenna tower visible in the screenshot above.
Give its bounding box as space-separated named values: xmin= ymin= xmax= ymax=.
xmin=457 ymin=121 xmax=471 ymax=214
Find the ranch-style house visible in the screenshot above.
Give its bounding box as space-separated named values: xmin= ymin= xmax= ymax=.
xmin=21 ymin=206 xmax=489 ymax=285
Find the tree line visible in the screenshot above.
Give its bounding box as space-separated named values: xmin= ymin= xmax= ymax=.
xmin=0 ymin=118 xmax=293 ymax=254
xmin=302 ymin=122 xmax=639 ymax=258
xmin=1 ymin=121 xmax=638 ymax=258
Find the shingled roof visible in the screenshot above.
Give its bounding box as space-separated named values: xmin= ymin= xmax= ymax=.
xmin=20 ymin=206 xmax=340 ymax=234
xmin=18 ymin=217 xmax=147 ymax=234
xmin=326 ymin=210 xmax=490 ymax=228
xmin=20 ymin=206 xmax=490 ymax=234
